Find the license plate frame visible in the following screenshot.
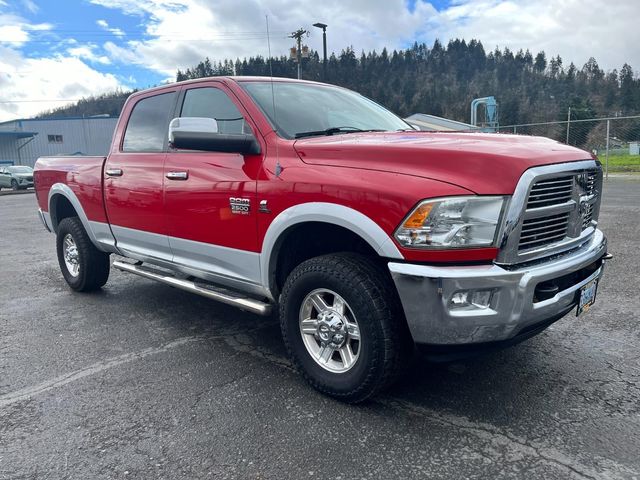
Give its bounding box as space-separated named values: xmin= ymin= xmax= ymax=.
xmin=576 ymin=278 xmax=599 ymax=316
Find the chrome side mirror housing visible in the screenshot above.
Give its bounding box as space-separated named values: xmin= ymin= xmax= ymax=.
xmin=168 ymin=117 xmax=260 ymax=155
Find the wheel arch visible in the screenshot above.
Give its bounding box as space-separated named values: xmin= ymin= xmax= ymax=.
xmin=261 ymin=203 xmax=404 ymax=299
xmin=48 ymin=183 xmax=105 ymax=250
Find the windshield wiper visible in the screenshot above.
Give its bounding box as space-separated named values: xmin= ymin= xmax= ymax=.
xmin=294 ymin=127 xmax=385 ymax=139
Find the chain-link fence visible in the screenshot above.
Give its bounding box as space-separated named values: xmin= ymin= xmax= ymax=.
xmin=499 ymin=115 xmax=640 ymax=177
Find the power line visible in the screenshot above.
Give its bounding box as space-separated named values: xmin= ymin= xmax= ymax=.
xmin=1 ymin=30 xmax=290 ymax=39
xmin=0 ymin=99 xmax=81 ymax=103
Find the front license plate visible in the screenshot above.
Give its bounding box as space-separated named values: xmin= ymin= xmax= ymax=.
xmin=577 ymin=279 xmax=598 ymax=316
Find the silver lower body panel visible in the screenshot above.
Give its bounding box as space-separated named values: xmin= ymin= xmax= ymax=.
xmin=389 ymin=229 xmax=607 ymax=345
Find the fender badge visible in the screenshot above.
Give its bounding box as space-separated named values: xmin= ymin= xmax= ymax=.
xmin=259 ymin=200 xmax=271 ymax=214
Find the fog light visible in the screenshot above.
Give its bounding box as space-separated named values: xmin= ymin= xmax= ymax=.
xmin=449 ymin=289 xmax=494 ymax=310
xmin=471 ymin=290 xmax=493 ymax=308
xmin=451 ymin=291 xmax=469 ymax=306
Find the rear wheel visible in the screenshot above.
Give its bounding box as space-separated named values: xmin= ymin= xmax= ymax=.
xmin=11 ymin=179 xmax=18 ymax=191
xmin=280 ymin=253 xmax=411 ymax=403
xmin=56 ymin=217 xmax=110 ymax=291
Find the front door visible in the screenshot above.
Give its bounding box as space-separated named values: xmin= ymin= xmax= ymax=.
xmin=163 ymin=83 xmax=264 ymax=287
xmin=104 ymin=89 xmax=178 ymax=262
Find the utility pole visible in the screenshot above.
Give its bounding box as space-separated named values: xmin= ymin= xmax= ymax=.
xmin=566 ymin=106 xmax=571 ymax=144
xmin=289 ymin=28 xmax=309 ymax=79
xmin=313 ymin=23 xmax=328 ymax=81
xmin=605 ymin=119 xmax=610 ymax=180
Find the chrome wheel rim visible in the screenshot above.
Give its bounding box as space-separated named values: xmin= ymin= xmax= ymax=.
xmin=63 ymin=234 xmax=80 ymax=277
xmin=299 ymin=288 xmax=361 ymax=373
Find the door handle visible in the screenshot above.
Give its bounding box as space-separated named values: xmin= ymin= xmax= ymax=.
xmin=166 ymin=171 xmax=189 ymax=180
xmin=105 ymin=168 xmax=123 ymax=177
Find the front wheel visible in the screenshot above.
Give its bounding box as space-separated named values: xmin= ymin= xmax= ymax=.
xmin=279 ymin=253 xmax=411 ymax=403
xmin=11 ymin=179 xmax=18 ymax=191
xmin=56 ymin=217 xmax=110 ymax=292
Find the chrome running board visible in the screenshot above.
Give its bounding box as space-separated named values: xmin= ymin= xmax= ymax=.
xmin=113 ymin=260 xmax=272 ymax=316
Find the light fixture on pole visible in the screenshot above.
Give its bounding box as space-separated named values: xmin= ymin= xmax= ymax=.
xmin=313 ymin=22 xmax=328 ymax=81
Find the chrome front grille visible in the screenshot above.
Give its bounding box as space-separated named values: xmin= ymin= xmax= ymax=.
xmin=577 ymin=170 xmax=598 ymax=196
xmin=582 ymin=203 xmax=595 ymax=228
xmin=519 ymin=212 xmax=570 ymax=251
xmin=495 ymin=161 xmax=603 ymax=265
xmin=526 ymin=177 xmax=573 ymax=208
xmin=516 ymin=168 xmax=601 ymax=253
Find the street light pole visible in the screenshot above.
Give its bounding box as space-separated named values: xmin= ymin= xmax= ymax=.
xmin=313 ymin=22 xmax=327 ymax=81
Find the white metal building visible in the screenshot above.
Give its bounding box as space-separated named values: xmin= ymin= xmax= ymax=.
xmin=0 ymin=116 xmax=118 ymax=167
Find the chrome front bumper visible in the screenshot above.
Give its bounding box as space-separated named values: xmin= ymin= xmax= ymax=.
xmin=389 ymin=229 xmax=607 ymax=345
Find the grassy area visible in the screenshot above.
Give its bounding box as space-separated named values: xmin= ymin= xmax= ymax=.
xmin=601 ymin=153 xmax=640 ymax=172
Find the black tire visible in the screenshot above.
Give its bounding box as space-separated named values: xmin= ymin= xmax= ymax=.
xmin=11 ymin=179 xmax=18 ymax=191
xmin=279 ymin=253 xmax=412 ymax=403
xmin=56 ymin=217 xmax=110 ymax=292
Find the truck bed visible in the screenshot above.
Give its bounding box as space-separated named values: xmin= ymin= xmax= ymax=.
xmin=34 ymin=156 xmax=108 ymax=224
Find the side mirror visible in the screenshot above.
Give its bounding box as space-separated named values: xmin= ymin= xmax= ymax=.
xmin=168 ymin=117 xmax=260 ymax=155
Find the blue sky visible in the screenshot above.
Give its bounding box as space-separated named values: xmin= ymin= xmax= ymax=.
xmin=8 ymin=0 xmax=166 ymax=87
xmin=0 ymin=0 xmax=637 ymax=120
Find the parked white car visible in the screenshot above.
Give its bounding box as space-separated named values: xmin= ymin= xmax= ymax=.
xmin=0 ymin=166 xmax=34 ymax=190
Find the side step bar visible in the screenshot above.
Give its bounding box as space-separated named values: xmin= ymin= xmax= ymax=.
xmin=113 ymin=260 xmax=272 ymax=316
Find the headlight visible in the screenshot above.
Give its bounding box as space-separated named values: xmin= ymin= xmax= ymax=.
xmin=394 ymin=196 xmax=506 ymax=248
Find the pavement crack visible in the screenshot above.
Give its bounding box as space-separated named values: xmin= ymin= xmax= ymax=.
xmin=377 ymin=398 xmax=631 ymax=480
xmin=0 ymin=335 xmax=205 ymax=408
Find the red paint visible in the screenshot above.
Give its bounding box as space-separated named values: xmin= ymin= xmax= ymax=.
xmin=163 ymin=81 xmax=266 ymax=252
xmin=34 ymin=156 xmax=108 ymax=223
xmin=35 ymin=77 xmax=596 ymax=265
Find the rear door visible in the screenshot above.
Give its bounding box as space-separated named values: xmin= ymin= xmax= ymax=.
xmin=163 ymin=82 xmax=264 ymax=287
xmin=104 ymin=89 xmax=178 ymax=262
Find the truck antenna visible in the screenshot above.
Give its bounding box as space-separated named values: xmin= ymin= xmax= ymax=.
xmin=265 ymin=15 xmax=282 ymax=178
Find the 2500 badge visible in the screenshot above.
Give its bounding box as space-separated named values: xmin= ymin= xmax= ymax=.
xmin=229 ymin=197 xmax=250 ymax=215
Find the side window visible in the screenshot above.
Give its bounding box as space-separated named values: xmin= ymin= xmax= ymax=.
xmin=123 ymin=92 xmax=177 ymax=152
xmin=181 ymin=87 xmax=247 ymax=135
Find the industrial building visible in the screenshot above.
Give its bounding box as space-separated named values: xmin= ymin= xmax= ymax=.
xmin=0 ymin=116 xmax=118 ymax=167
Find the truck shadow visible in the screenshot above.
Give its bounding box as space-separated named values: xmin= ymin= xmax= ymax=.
xmin=118 ymin=278 xmax=584 ymax=415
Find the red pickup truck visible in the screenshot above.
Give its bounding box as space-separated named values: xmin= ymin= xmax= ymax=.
xmin=34 ymin=77 xmax=608 ymax=402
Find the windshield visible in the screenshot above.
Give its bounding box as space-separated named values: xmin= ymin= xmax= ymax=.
xmin=241 ymin=81 xmax=411 ymax=139
xmin=8 ymin=166 xmax=32 ymax=173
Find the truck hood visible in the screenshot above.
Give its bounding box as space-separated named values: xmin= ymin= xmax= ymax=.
xmin=293 ymin=132 xmax=595 ymax=194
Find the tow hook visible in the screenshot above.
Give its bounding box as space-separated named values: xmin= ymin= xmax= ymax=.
xmin=603 ymin=253 xmax=613 ymax=261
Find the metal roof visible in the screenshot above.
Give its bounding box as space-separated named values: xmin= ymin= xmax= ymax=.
xmin=404 ymin=113 xmax=478 ymax=132
xmin=0 ymin=131 xmax=38 ymax=139
xmin=0 ymin=116 xmax=118 ymax=126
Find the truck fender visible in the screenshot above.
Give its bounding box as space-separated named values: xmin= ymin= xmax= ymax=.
xmin=48 ymin=183 xmax=118 ymax=254
xmin=260 ymin=202 xmax=404 ymax=294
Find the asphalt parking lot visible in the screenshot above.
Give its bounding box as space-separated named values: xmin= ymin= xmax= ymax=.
xmin=1 ymin=177 xmax=639 ymax=480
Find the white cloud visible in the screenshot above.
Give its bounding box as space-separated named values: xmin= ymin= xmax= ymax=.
xmin=0 ymin=46 xmax=126 ymax=121
xmin=434 ymin=0 xmax=640 ymax=71
xmin=90 ymin=0 xmax=637 ymax=77
xmin=68 ymin=44 xmax=112 ymax=64
xmin=0 ymin=12 xmax=51 ymax=46
xmin=21 ymin=0 xmax=39 ymax=14
xmin=89 ymin=0 xmax=439 ymax=76
xmin=96 ymin=18 xmax=125 ymax=37
xmin=0 ymin=7 xmax=128 ymax=121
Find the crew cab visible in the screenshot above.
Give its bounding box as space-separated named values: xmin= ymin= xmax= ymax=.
xmin=34 ymin=77 xmax=609 ymax=402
